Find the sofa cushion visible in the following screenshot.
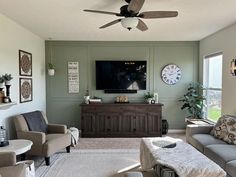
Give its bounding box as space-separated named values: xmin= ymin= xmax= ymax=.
xmin=191 ymin=134 xmax=226 ymax=152
xmin=226 ymin=160 xmax=236 ymax=177
xmin=213 ymin=115 xmax=236 ymax=144
xmin=204 ymin=144 xmax=236 ymax=169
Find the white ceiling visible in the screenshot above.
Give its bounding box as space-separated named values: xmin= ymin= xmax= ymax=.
xmin=1 ymin=0 xmax=236 ymax=41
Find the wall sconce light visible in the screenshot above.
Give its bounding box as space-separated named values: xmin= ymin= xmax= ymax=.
xmin=230 ymin=59 xmax=236 ymax=76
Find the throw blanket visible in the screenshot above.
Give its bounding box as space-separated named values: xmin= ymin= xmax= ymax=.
xmin=140 ymin=137 xmax=226 ymax=177
xmin=68 ymin=127 xmax=79 ymax=147
xmin=23 ymin=111 xmax=48 ymax=133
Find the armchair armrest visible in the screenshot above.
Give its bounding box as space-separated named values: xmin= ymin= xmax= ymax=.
xmin=17 ymin=131 xmax=46 ymax=144
xmin=0 ymin=152 xmax=16 ymax=167
xmin=0 ymin=163 xmax=26 ymax=177
xmin=186 ymin=124 xmax=214 ymax=136
xmin=48 ymin=124 xmax=67 ymax=134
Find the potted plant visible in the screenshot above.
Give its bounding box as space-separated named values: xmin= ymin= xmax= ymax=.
xmin=144 ymin=92 xmax=154 ymax=104
xmin=0 ymin=76 xmax=4 ymax=89
xmin=179 ymin=83 xmax=205 ymax=119
xmin=3 ymin=74 xmax=13 ymax=85
xmin=48 ymin=63 xmax=55 ymax=76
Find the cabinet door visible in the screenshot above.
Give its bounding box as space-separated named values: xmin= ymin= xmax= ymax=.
xmin=95 ymin=113 xmax=120 ymax=135
xmin=133 ymin=113 xmax=147 ymax=135
xmin=106 ymin=113 xmax=120 ymax=134
xmin=95 ymin=113 xmax=106 ymax=133
xmin=121 ymin=112 xmax=134 ymax=134
xmin=148 ymin=112 xmax=162 ymax=136
xmin=81 ymin=113 xmax=95 ymax=136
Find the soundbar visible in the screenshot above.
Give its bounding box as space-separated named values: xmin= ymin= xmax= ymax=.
xmin=104 ymin=89 xmax=137 ymax=94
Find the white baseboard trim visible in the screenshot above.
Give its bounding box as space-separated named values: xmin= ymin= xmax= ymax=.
xmin=168 ymin=129 xmax=186 ymax=134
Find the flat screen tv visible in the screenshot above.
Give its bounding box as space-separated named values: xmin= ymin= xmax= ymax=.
xmin=96 ymin=60 xmax=147 ymax=90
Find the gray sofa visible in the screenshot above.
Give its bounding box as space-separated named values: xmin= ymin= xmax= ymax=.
xmin=186 ymin=124 xmax=236 ymax=177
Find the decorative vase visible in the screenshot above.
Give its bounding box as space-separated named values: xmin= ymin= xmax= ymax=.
xmin=5 ymin=81 xmax=11 ymax=86
xmin=147 ymin=98 xmax=153 ymax=104
xmin=0 ymin=83 xmax=4 ymax=91
xmin=48 ymin=69 xmax=55 ymax=76
xmin=84 ymin=96 xmax=90 ymax=104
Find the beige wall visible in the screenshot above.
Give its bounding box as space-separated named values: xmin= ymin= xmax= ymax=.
xmin=199 ymin=23 xmax=236 ymax=116
xmin=0 ymin=13 xmax=46 ymax=138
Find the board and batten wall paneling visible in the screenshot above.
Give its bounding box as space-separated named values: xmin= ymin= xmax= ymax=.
xmin=46 ymin=41 xmax=199 ymax=129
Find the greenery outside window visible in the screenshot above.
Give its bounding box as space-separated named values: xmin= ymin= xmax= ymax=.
xmin=203 ymin=53 xmax=223 ymax=122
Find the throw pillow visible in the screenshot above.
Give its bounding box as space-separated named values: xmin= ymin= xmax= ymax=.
xmin=23 ymin=111 xmax=48 ymax=133
xmin=213 ymin=115 xmax=236 ymax=144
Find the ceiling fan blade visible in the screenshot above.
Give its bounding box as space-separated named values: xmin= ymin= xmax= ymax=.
xmin=128 ymin=0 xmax=145 ymax=14
xmin=139 ymin=11 xmax=178 ymax=19
xmin=84 ymin=9 xmax=120 ymax=16
xmin=136 ymin=19 xmax=148 ymax=31
xmin=99 ymin=19 xmax=122 ymax=29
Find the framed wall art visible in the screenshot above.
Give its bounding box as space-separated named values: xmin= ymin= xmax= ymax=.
xmin=19 ymin=50 xmax=32 ymax=76
xmin=20 ymin=78 xmax=32 ymax=103
xmin=68 ymin=61 xmax=79 ymax=93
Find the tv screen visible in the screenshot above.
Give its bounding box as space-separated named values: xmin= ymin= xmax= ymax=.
xmin=96 ymin=60 xmax=147 ymax=90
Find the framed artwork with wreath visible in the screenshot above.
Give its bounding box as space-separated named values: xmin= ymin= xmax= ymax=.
xmin=20 ymin=78 xmax=32 ymax=103
xmin=19 ymin=50 xmax=32 ymax=76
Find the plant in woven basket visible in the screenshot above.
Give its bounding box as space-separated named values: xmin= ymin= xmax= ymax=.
xmin=179 ymin=83 xmax=205 ymax=119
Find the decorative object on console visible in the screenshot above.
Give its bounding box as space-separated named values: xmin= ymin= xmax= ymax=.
xmin=84 ymin=89 xmax=90 ymax=104
xmin=179 ymin=83 xmax=205 ymax=119
xmin=161 ymin=64 xmax=182 ymax=85
xmin=68 ymin=61 xmax=79 ymax=93
xmin=153 ymin=92 xmax=159 ymax=103
xmin=230 ymin=58 xmax=236 ymax=76
xmin=19 ymin=50 xmax=32 ymax=76
xmin=144 ymin=92 xmax=154 ymax=104
xmin=20 ymin=78 xmax=32 ymax=103
xmin=0 ymin=126 xmax=9 ymax=147
xmin=116 ymin=95 xmax=129 ymax=103
xmin=0 ymin=91 xmax=5 ymax=103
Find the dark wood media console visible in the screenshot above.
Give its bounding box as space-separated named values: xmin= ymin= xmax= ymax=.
xmin=80 ymin=103 xmax=163 ymax=137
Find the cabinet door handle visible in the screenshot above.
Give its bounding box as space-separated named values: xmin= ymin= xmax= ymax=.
xmin=133 ymin=128 xmax=136 ymax=132
xmin=107 ymin=116 xmax=110 ymax=119
xmin=134 ymin=116 xmax=136 ymax=119
xmin=107 ymin=128 xmax=111 ymax=132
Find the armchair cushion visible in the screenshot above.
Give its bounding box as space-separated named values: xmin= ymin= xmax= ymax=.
xmin=0 ymin=152 xmax=16 ymax=167
xmin=0 ymin=163 xmax=26 ymax=177
xmin=22 ymin=111 xmax=48 ymax=133
xmin=0 ymin=152 xmax=26 ymax=177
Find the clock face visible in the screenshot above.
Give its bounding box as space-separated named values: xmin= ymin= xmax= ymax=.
xmin=161 ymin=64 xmax=182 ymax=85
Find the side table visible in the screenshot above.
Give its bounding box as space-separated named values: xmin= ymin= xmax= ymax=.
xmin=0 ymin=139 xmax=33 ymax=160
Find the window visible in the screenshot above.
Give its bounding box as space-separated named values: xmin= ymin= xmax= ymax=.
xmin=203 ymin=53 xmax=223 ymax=122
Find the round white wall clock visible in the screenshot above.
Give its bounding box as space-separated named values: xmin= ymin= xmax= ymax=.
xmin=161 ymin=64 xmax=182 ymax=85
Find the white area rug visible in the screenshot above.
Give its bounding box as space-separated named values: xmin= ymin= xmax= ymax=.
xmin=36 ymin=149 xmax=141 ymax=177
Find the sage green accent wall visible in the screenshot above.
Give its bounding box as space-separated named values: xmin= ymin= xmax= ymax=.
xmin=46 ymin=41 xmax=199 ymax=129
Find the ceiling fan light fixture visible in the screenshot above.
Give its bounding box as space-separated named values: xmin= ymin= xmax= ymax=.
xmin=121 ymin=17 xmax=139 ymax=30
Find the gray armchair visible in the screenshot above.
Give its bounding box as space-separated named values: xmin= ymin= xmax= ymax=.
xmin=0 ymin=152 xmax=26 ymax=177
xmin=14 ymin=111 xmax=71 ymax=166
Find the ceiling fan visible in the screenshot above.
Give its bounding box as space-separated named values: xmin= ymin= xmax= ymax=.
xmin=84 ymin=0 xmax=178 ymax=31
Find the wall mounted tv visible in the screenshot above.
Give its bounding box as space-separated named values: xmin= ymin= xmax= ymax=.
xmin=96 ymin=60 xmax=147 ymax=92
